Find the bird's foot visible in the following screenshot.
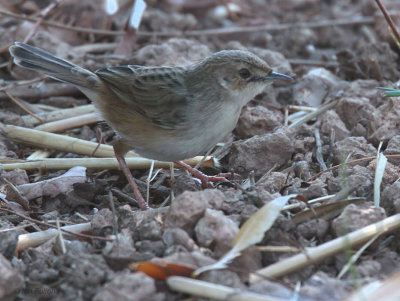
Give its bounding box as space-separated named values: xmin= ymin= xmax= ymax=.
xmin=175 ymin=161 xmax=233 ymax=188
xmin=114 ymin=144 xmax=150 ymax=211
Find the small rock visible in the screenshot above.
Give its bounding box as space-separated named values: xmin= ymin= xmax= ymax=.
xmin=355 ymin=260 xmax=381 ymax=279
xmin=0 ymin=231 xmax=19 ymax=260
xmin=164 ymin=190 xmax=225 ymax=236
xmin=374 ymin=249 xmax=400 ymax=275
xmin=348 ymin=165 xmax=373 ymax=199
xmin=369 ymin=99 xmax=400 ymax=144
xmin=229 ymin=130 xmax=294 ymax=178
xmin=257 ymin=172 xmax=288 ymax=194
xmin=135 ymin=38 xmax=210 ymax=66
xmin=332 ymin=204 xmax=386 ymax=237
xmin=334 ymin=136 xmax=376 ymax=164
xmin=220 ymin=189 xmax=247 ymax=215
xmin=135 ymin=240 xmax=165 ymax=258
xmin=162 ymin=228 xmax=198 ymax=252
xmin=301 ymin=183 xmax=328 ymax=200
xmin=367 ymin=160 xmax=400 ymax=185
xmin=142 ymin=9 xmax=197 ymax=33
xmin=381 ymin=182 xmax=400 ymax=214
xmin=300 ymin=271 xmax=351 ymax=301
xmin=335 ymin=97 xmax=380 ymax=138
xmin=298 ymin=219 xmax=329 ymax=240
xmin=320 ymin=110 xmax=350 ymax=141
xmin=250 ymin=279 xmax=299 ymax=299
xmin=293 ymin=160 xmax=311 ymax=181
xmin=235 ymin=106 xmax=283 ymax=139
xmin=194 ymin=208 xmax=238 ymax=257
xmin=232 ymin=248 xmax=263 ymax=276
xmin=91 ymin=208 xmax=114 ymax=238
xmin=0 ymin=254 xmax=24 ymax=300
xmin=240 ymin=204 xmax=259 ymax=222
xmin=128 ymin=208 xmax=168 ymax=241
xmin=93 ymin=271 xmax=165 ymax=301
xmin=293 ymin=68 xmax=344 ymax=107
xmin=384 ymin=135 xmax=400 ymax=165
xmin=201 ymin=270 xmax=245 ymax=289
xmin=102 ymin=228 xmax=138 ymax=270
xmin=343 ymin=80 xmax=382 ymax=107
xmin=163 ymin=251 xmax=215 ymax=268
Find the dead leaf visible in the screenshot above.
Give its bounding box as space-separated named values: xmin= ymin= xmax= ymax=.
xmin=194 ymin=194 xmax=298 ymax=275
xmin=0 ymin=192 xmax=27 ymax=214
xmin=291 ymin=197 xmax=365 ymax=224
xmin=17 ymin=166 xmax=87 ymax=200
xmin=132 ymin=259 xmax=196 ymax=280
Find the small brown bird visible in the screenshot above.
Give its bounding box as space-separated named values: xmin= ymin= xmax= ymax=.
xmin=9 ymin=42 xmax=292 ymax=210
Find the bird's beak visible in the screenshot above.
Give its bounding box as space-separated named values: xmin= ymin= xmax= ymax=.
xmin=264 ymin=71 xmax=293 ymax=81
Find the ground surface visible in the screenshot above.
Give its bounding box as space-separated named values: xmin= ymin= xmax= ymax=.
xmin=1 ymin=0 xmax=400 ymax=300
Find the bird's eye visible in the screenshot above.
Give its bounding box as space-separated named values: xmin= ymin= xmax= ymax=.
xmin=238 ymin=68 xmax=251 ymax=79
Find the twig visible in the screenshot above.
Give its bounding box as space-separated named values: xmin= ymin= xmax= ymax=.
xmin=111 ymin=188 xmax=138 ymax=207
xmin=375 ymin=0 xmax=400 ymax=43
xmin=3 ymin=91 xmax=45 ymax=123
xmin=23 ymin=0 xmax=65 ymax=43
xmin=288 ymin=59 xmax=339 ymax=67
xmin=308 ymin=154 xmax=400 ymax=181
xmin=0 ymin=9 xmax=374 ymax=37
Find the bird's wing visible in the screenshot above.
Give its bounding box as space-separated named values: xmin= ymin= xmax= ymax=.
xmin=95 ymin=65 xmax=190 ymax=130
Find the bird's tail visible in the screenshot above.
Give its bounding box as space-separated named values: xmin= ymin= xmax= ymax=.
xmin=9 ymin=42 xmax=99 ymax=88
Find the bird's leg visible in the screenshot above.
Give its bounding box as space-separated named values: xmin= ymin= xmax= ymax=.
xmin=174 ymin=160 xmax=231 ymax=188
xmin=113 ymin=141 xmax=150 ymax=210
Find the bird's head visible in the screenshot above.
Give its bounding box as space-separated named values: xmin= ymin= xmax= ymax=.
xmin=198 ymin=50 xmax=293 ymax=102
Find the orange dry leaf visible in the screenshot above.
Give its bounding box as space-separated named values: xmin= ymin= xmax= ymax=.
xmin=131 ymin=259 xmax=196 ymax=280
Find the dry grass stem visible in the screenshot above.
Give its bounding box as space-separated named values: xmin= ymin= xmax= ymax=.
xmin=255 ymin=246 xmax=300 ymax=252
xmin=20 ymin=104 xmax=94 ymax=127
xmin=250 ymin=213 xmax=400 ymax=282
xmin=289 ymin=100 xmax=339 ymax=128
xmin=26 ymin=150 xmax=50 ymax=160
xmin=1 ymin=157 xmax=214 ymax=171
xmin=34 ymin=112 xmax=100 ymax=132
xmin=2 ymin=125 xmax=215 ymax=169
xmin=167 ymin=276 xmax=285 ymax=301
xmin=3 ymin=125 xmax=125 ymax=157
xmin=17 ymin=222 xmax=91 ymax=251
